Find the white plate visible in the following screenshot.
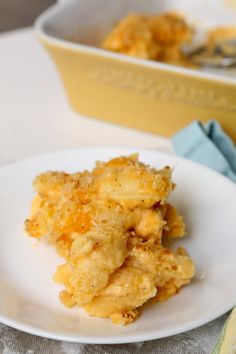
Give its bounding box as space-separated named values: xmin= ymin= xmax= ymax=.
xmin=0 ymin=147 xmax=236 ymax=344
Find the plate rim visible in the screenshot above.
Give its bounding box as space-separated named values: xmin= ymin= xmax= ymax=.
xmin=0 ymin=302 xmax=233 ymax=344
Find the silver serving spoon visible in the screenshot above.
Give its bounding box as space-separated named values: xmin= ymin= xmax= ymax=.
xmin=182 ymin=38 xmax=236 ymax=68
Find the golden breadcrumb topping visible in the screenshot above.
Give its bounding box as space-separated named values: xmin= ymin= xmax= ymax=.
xmin=25 ymin=154 xmax=195 ymax=325
xmin=102 ymin=12 xmax=194 ymax=67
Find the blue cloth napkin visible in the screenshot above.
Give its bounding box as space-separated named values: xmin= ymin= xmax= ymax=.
xmin=172 ymin=120 xmax=236 ymax=182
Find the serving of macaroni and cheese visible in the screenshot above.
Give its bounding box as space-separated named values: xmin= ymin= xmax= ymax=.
xmin=25 ymin=154 xmax=195 ymax=325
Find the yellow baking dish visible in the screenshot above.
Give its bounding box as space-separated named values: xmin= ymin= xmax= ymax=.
xmin=35 ymin=0 xmax=236 ymax=141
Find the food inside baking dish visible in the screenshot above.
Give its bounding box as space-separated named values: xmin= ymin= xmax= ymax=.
xmin=102 ymin=12 xmax=236 ymax=68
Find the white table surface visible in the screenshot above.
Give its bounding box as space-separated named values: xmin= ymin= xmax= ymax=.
xmin=0 ymin=28 xmax=226 ymax=354
xmin=0 ymin=28 xmax=171 ymax=167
